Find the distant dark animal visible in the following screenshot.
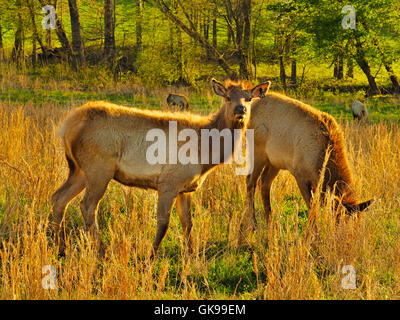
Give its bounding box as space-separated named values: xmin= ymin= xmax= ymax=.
xmin=167 ymin=94 xmax=190 ymax=111
xmin=36 ymin=48 xmax=66 ymax=64
xmin=351 ymin=100 xmax=368 ymax=121
xmin=114 ymin=56 xmax=137 ymax=82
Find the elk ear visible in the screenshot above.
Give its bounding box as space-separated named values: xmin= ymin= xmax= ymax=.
xmin=211 ymin=78 xmax=227 ymax=97
xmin=251 ymin=81 xmax=271 ymax=98
xmin=344 ymin=199 xmax=374 ymax=214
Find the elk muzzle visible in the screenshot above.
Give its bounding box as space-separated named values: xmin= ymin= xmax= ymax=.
xmin=234 ymin=105 xmax=247 ymax=120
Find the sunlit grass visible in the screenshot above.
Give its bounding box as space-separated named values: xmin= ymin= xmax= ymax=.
xmin=0 ymin=90 xmax=400 ymax=299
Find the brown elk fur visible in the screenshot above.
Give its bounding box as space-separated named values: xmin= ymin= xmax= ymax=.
xmin=51 ymin=79 xmax=271 ymax=258
xmin=224 ymin=79 xmax=255 ymax=90
xmin=244 ymin=91 xmax=373 ymax=231
xmin=167 ymin=93 xmax=190 ymax=110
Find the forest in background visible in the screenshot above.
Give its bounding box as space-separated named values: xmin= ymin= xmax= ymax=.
xmin=0 ymin=0 xmax=399 ymax=96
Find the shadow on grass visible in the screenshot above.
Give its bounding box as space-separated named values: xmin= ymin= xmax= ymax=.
xmin=154 ymin=239 xmax=264 ymax=297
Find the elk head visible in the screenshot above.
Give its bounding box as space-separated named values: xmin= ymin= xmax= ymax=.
xmin=211 ymin=78 xmax=271 ymax=129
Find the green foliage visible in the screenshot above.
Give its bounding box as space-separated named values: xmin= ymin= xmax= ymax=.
xmin=0 ymin=0 xmax=399 ymax=92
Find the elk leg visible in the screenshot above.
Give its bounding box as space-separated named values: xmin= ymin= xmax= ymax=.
xmin=238 ymin=160 xmax=267 ymax=245
xmin=260 ymin=165 xmax=280 ymax=223
xmin=176 ymin=193 xmax=193 ymax=253
xmin=80 ymin=174 xmax=112 ymax=258
xmin=295 ymin=176 xmax=313 ymax=209
xmin=245 ymin=160 xmax=267 ymax=232
xmin=51 ymin=169 xmax=86 ymax=256
xmin=151 ymin=191 xmax=177 ymax=259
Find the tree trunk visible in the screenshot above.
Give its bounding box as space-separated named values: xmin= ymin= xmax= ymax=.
xmin=55 ymin=19 xmax=73 ymax=56
xmin=291 ymin=59 xmax=297 ymax=86
xmin=385 ymin=64 xmax=400 ymax=93
xmin=277 ymin=29 xmax=286 ymax=91
xmin=379 ymin=54 xmax=400 ymax=93
xmin=242 ymin=0 xmax=251 ymax=79
xmin=12 ymin=29 xmax=23 ymax=66
xmin=212 ymin=10 xmax=217 ymax=48
xmin=204 ymin=15 xmax=212 ymax=59
xmin=171 ymin=0 xmax=183 ymax=79
xmin=355 ymin=39 xmax=380 ymax=96
xmin=347 ymin=57 xmax=354 ymax=78
xmin=104 ymin=0 xmax=116 ymax=59
xmin=235 ymin=7 xmax=243 ymax=47
xmin=177 ymin=24 xmax=184 ymax=81
xmin=47 ymin=29 xmax=52 ymax=48
xmin=227 ymin=25 xmax=232 ymax=48
xmin=234 ymin=0 xmax=251 ymax=79
xmin=136 ymin=0 xmax=143 ymax=53
xmin=203 ymin=15 xmax=209 ymax=40
xmin=0 ymin=16 xmax=4 ymax=61
xmin=38 ymin=0 xmax=72 ymax=57
xmin=12 ymin=1 xmax=24 ymax=67
xmin=333 ymin=55 xmax=344 ymax=80
xmin=168 ymin=21 xmax=174 ymax=54
xmin=279 ymin=56 xmax=287 ymax=92
xmin=338 ymin=55 xmax=343 ymax=80
xmin=223 ymin=0 xmax=235 ymax=49
xmin=360 ymin=20 xmax=400 ymax=94
xmin=32 ymin=37 xmax=37 ymax=68
xmin=252 ymin=20 xmax=257 ymax=80
xmin=27 ymin=0 xmax=49 ymax=58
xmin=68 ymin=0 xmax=84 ymax=64
xmin=238 ymin=52 xmax=249 ymax=79
xmin=333 ymin=57 xmax=338 ymax=78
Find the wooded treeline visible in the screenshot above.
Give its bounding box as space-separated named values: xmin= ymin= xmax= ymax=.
xmin=0 ymin=0 xmax=399 ymax=95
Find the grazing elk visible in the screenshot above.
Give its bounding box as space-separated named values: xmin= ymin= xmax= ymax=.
xmin=51 ymin=79 xmax=271 ymax=258
xmin=351 ymin=100 xmax=368 ymax=121
xmin=167 ymin=93 xmax=190 ymax=111
xmin=245 ymin=92 xmax=373 ymax=231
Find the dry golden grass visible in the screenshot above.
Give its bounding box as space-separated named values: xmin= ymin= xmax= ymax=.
xmin=0 ymin=100 xmax=400 ymax=300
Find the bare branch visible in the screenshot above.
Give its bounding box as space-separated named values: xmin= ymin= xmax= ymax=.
xmin=176 ymin=0 xmax=197 ymax=32
xmin=153 ymin=0 xmax=237 ymax=78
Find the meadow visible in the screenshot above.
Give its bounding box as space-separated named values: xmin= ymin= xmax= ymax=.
xmin=1 ymin=64 xmax=400 ymax=299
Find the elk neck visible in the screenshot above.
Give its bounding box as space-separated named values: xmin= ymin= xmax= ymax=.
xmin=200 ymin=103 xmax=247 ymax=174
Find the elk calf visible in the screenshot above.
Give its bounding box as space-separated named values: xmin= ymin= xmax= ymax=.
xmin=51 ymin=79 xmax=271 ymax=258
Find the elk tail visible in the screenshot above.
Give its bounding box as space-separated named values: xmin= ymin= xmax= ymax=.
xmin=56 ymin=110 xmax=85 ymax=175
